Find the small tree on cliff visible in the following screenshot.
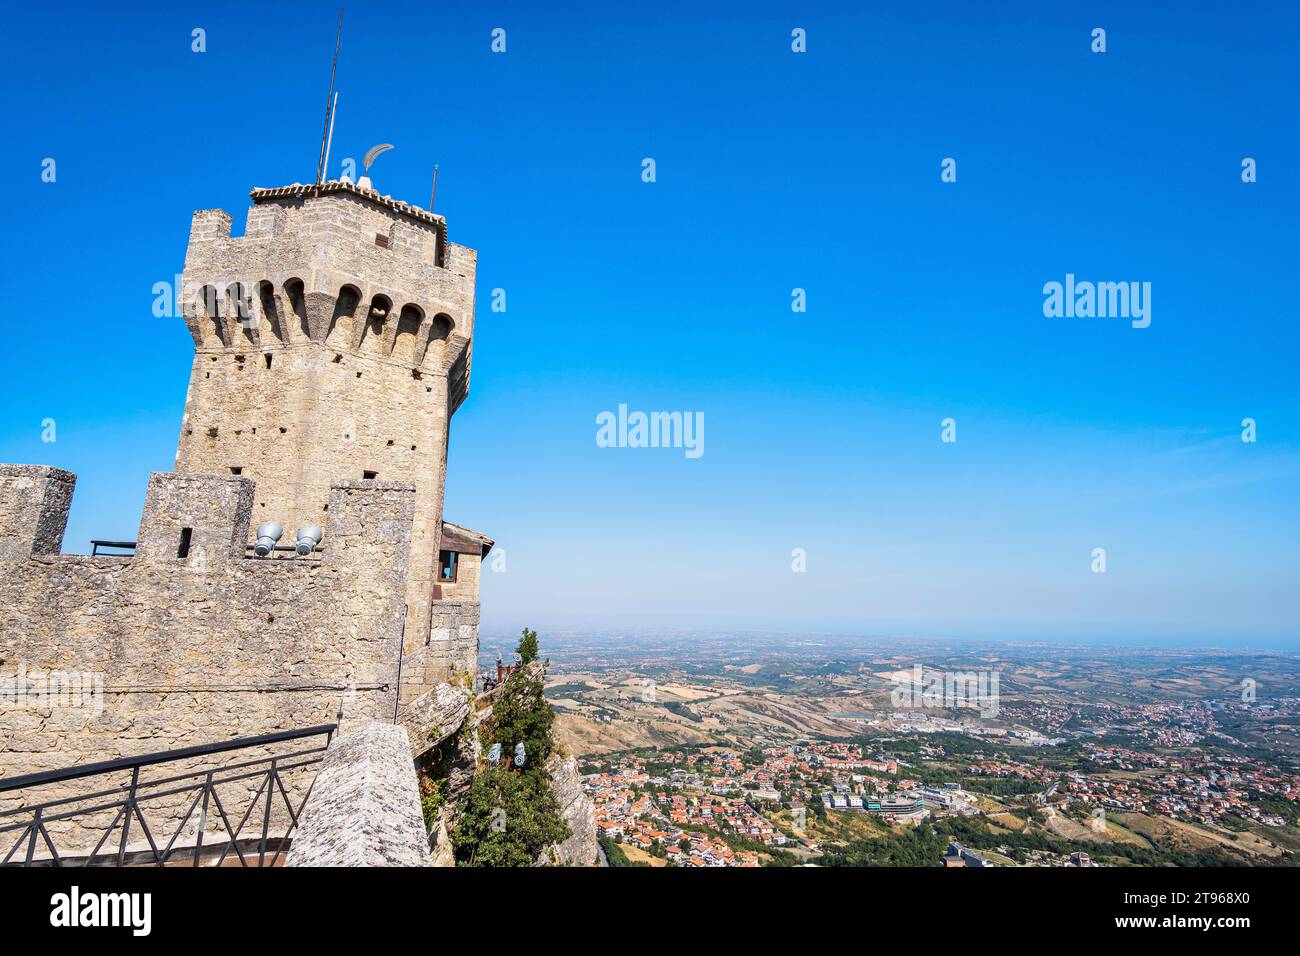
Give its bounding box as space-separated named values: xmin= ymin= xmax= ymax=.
xmin=451 ymin=628 xmax=570 ymax=865
xmin=516 ymin=626 xmax=540 ymax=665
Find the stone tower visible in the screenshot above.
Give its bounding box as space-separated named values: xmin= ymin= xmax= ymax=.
xmin=174 ymin=177 xmax=485 ymax=687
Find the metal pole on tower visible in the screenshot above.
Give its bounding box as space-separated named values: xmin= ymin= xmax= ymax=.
xmin=323 ymin=92 xmax=339 ymax=181
xmin=315 ymin=8 xmax=344 ymax=185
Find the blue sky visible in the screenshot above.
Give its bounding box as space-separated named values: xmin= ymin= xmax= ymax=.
xmin=1 ymin=1 xmax=1296 ymax=646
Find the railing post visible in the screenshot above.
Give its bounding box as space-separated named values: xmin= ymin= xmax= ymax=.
xmin=259 ymin=758 xmax=276 ymax=866
xmin=117 ymin=765 xmax=139 ymax=866
xmin=392 ymin=603 xmax=408 ymax=722
xmin=24 ymin=808 xmax=41 ymax=866
xmin=194 ymin=771 xmax=213 ymax=867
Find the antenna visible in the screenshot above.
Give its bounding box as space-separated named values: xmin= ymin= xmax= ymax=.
xmin=322 ymin=91 xmax=338 ymax=181
xmin=314 ymin=8 xmax=344 ymax=185
xmin=429 ymin=164 xmax=439 ymax=211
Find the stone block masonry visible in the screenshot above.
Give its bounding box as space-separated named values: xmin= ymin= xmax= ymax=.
xmin=0 ymin=465 xmax=75 ymax=561
xmin=285 ymin=723 xmax=430 ymax=868
xmin=175 ymin=178 xmax=483 ymax=682
xmin=0 ymin=467 xmax=413 ymax=846
xmin=0 ymin=174 xmax=497 ymax=857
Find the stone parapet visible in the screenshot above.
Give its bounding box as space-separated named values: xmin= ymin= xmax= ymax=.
xmin=0 ymin=465 xmax=75 ymax=560
xmin=286 ymin=723 xmax=429 ymax=867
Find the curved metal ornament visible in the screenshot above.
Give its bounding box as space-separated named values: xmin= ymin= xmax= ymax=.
xmin=363 ymin=143 xmax=395 ymax=172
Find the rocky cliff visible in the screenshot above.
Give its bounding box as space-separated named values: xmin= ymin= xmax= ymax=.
xmin=405 ymin=668 xmax=598 ymax=867
xmin=541 ymin=753 xmax=599 ymax=866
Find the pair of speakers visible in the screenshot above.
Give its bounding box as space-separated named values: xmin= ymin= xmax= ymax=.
xmin=253 ymin=522 xmax=323 ymax=557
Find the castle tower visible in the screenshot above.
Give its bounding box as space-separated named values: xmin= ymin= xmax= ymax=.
xmin=174 ymin=177 xmax=484 ymax=687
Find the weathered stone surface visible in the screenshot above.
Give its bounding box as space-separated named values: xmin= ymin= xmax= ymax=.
xmin=0 ymin=177 xmax=504 ymax=860
xmin=286 ymin=722 xmax=428 ymax=867
xmin=134 ymin=471 xmax=253 ymax=570
xmin=0 ymin=465 xmax=74 ymax=560
xmin=541 ymin=753 xmax=599 ymax=867
xmin=175 ymin=180 xmax=482 ymax=676
xmin=428 ymin=810 xmax=456 ymax=867
xmin=0 ymin=472 xmax=414 ymax=845
xmin=443 ymin=710 xmax=482 ymax=830
xmin=425 ymin=600 xmax=482 ymax=686
xmin=399 ymin=682 xmax=470 ymax=758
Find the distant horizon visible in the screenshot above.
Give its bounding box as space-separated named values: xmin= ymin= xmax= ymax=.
xmin=479 ymin=621 xmax=1300 ymax=654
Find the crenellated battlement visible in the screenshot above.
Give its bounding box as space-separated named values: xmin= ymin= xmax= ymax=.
xmin=0 ymin=467 xmax=416 ymax=576
xmin=180 ymin=179 xmax=476 ymax=397
xmin=0 ymin=467 xmax=419 ymax=790
xmin=172 ymin=178 xmax=484 ymax=669
xmin=0 ymin=465 xmax=76 ymax=560
xmin=0 ymin=157 xmax=495 ymax=829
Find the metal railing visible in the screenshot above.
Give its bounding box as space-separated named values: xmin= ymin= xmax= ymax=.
xmin=90 ymin=539 xmax=136 ymax=556
xmin=85 ymin=541 xmax=329 ymax=560
xmin=0 ymin=724 xmax=335 ymax=867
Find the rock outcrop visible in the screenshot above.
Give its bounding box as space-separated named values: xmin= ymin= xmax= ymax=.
xmin=411 ymin=661 xmax=600 ymax=867
xmin=427 ymin=811 xmax=456 ymax=867
xmin=399 ymin=682 xmax=470 ymax=757
xmin=541 ymin=753 xmax=599 ymax=866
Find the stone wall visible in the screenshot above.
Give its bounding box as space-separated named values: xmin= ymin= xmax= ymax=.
xmin=285 ymin=723 xmax=429 ymax=867
xmin=447 ymin=551 xmax=482 ymax=599
xmin=0 ymin=466 xmax=414 ymax=849
xmin=174 ymin=179 xmax=480 ymax=671
xmin=0 ymin=466 xmax=78 ymax=561
xmin=0 ymin=178 xmax=500 ymax=861
xmin=423 ymin=600 xmax=482 ymax=690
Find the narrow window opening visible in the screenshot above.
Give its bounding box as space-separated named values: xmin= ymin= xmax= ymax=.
xmin=230 ymin=466 xmax=243 ymax=475
xmin=438 ymin=550 xmax=458 ymax=583
xmin=265 ymin=354 xmax=273 ymax=369
xmin=356 ymin=371 xmax=362 ymax=378
xmin=177 ymin=527 xmax=193 ymax=559
xmin=386 ymin=439 xmax=394 ymax=446
xmin=363 ymin=470 xmax=378 ymax=480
